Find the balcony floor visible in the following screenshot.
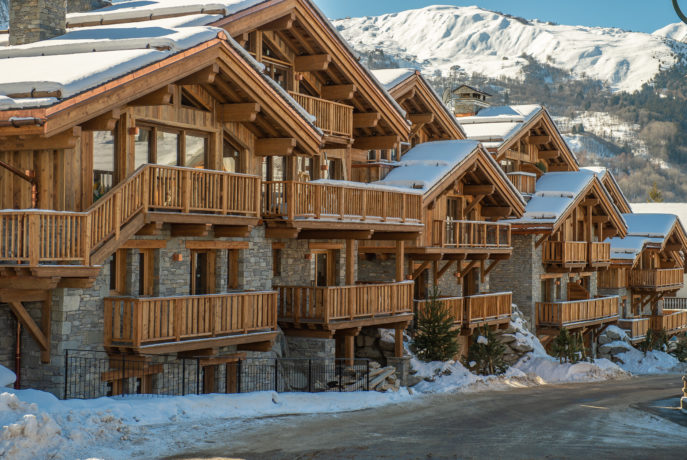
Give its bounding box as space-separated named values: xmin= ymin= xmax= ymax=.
xmin=107 ymin=330 xmax=278 ymax=355
xmin=280 ymin=313 xmax=414 ymax=336
xmin=538 ymin=314 xmax=619 ymax=332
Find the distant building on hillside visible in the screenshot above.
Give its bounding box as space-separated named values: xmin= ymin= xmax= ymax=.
xmin=443 ymin=85 xmax=491 ymax=117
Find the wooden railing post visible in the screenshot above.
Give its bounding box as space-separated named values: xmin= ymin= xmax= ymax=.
xmin=28 ymin=213 xmax=40 ymax=266
xmin=174 ymin=299 xmax=182 ymax=342
xmin=242 ymin=296 xmax=249 ymax=334
xmin=181 ymin=170 xmax=191 ymax=214
xmin=287 ymin=182 xmax=295 ymax=221
xmin=401 ymin=194 xmax=406 ymax=223
xmin=339 ymin=188 xmax=345 ymax=220
xmin=222 ymin=174 xmax=229 ymax=215
xmin=381 ymin=192 xmax=387 ymax=222
xmin=254 ymin=177 xmax=261 ymax=217
xmin=132 ymin=300 xmax=142 ymax=348
xmin=142 ymin=166 xmax=150 ymax=212
xmin=112 ymin=191 xmax=121 ymax=241
xmin=82 ymin=215 xmax=91 ymax=265
xmin=361 ymin=190 xmax=367 ymax=221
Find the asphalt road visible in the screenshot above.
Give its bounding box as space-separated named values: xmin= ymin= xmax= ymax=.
xmin=170 ymin=374 xmax=687 ymax=460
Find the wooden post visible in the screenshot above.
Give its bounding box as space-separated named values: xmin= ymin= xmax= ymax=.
xmin=181 ymin=170 xmax=191 ymax=214
xmin=394 ymin=325 xmax=404 ymax=358
xmin=361 ymin=191 xmax=367 ymax=221
xmin=287 ymin=182 xmax=295 ymax=221
xmin=395 ymin=240 xmax=405 ymax=282
xmin=345 ymin=239 xmax=355 ymax=286
xmin=28 ymin=214 xmax=40 ymax=266
xmin=345 ymin=334 xmax=355 ymax=366
xmin=113 ymin=191 xmax=121 ymax=240
xmin=82 ymin=215 xmax=91 ymax=266
xmin=254 ymin=176 xmax=261 ymax=217
xmin=132 ymin=300 xmax=142 ymax=348
xmin=338 ymin=187 xmax=345 ymax=220
xmin=222 ymin=174 xmax=229 ymax=215
xmin=401 ymin=194 xmax=406 ymax=223
xmin=174 ymin=299 xmax=182 ymax=342
xmin=226 ymin=362 xmax=238 ymax=393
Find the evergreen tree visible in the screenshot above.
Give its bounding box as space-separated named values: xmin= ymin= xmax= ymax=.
xmin=465 ymin=326 xmax=508 ymax=375
xmin=638 ymin=328 xmax=668 ymax=354
xmin=413 ymin=289 xmax=460 ymax=362
xmin=648 ymin=182 xmax=664 ymax=203
xmin=551 ymin=328 xmax=586 ymax=364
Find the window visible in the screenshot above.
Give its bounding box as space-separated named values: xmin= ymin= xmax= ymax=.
xmin=156 ymin=130 xmax=179 ymax=166
xmin=227 ymin=250 xmax=239 ymax=290
xmin=109 ymin=250 xmax=126 ymax=294
xmin=322 ymin=158 xmax=342 ymax=180
xmin=134 ymin=127 xmax=153 ymax=169
xmin=296 ymin=156 xmax=312 ymax=181
xmin=262 ymin=156 xmax=285 ymax=182
xmin=367 ymin=150 xmax=377 ymax=162
xmin=93 ymin=131 xmax=115 ymax=201
xmin=223 ymin=139 xmax=242 ymax=173
xmin=185 ymin=134 xmax=207 ymax=169
xmin=272 ymin=249 xmax=282 ymax=276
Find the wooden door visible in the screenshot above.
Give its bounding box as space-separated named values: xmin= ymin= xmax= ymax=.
xmin=463 ymin=267 xmax=479 ymax=296
xmin=313 ymin=250 xmax=336 ymax=287
xmin=191 ymin=250 xmax=216 ymax=295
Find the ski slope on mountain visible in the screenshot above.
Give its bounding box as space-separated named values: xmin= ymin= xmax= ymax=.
xmin=334 ymin=5 xmax=687 ymax=93
xmin=655 ymin=22 xmax=687 ymax=42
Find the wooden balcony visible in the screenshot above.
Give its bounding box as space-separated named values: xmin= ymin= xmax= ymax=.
xmin=104 ymin=291 xmax=278 ymax=354
xmin=415 ymin=292 xmax=512 ymax=331
xmin=351 ymin=163 xmax=395 ymax=183
xmin=543 ymin=241 xmax=587 ymax=268
xmin=431 ymin=220 xmax=511 ymax=249
xmin=507 ymin=172 xmax=536 ymax=195
xmin=662 ymin=298 xmax=687 ymax=310
xmin=598 ymin=269 xmax=627 ymax=289
xmin=618 ymin=318 xmax=650 ymax=343
xmin=277 ymin=281 xmax=414 ymax=331
xmin=0 ymin=165 xmax=261 ymax=271
xmin=262 ymin=181 xmax=422 ymax=234
xmin=289 ymin=91 xmax=353 ymax=139
xmin=650 ymin=310 xmax=687 ymax=334
xmin=588 ymin=242 xmax=611 ymax=268
xmin=627 ymin=268 xmax=683 ymax=291
xmin=536 ymin=296 xmax=619 ymax=329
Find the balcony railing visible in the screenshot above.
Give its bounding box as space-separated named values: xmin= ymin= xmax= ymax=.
xmin=262 ymin=181 xmax=422 ymax=224
xmin=507 ymin=172 xmax=536 ymax=195
xmin=104 ymin=292 xmax=278 ymax=350
xmin=350 ymin=163 xmax=395 ymax=183
xmin=415 ymin=292 xmax=512 ymax=329
xmin=627 ymin=268 xmax=683 ymax=291
xmin=289 ymin=91 xmax=353 ymax=138
xmin=650 ymin=310 xmax=687 ymax=333
xmin=536 ymin=296 xmax=619 ymax=328
xmin=543 ymin=241 xmax=587 ymax=267
xmin=618 ymin=318 xmax=650 ymax=341
xmin=431 ymin=220 xmax=511 ymax=249
xmin=277 ymin=282 xmax=414 ymax=324
xmin=662 ymin=298 xmax=687 ymax=310
xmin=0 ymin=165 xmax=261 ymax=267
xmin=588 ymin=242 xmax=611 ymax=267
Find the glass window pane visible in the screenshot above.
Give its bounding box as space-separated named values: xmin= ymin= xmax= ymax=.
xmin=134 ymin=128 xmax=151 ymax=169
xmin=157 ymin=131 xmax=179 ymax=166
xmin=223 ymin=140 xmax=241 ymax=173
xmin=185 ymin=135 xmax=206 ymax=168
xmin=93 ymin=131 xmax=115 ymax=200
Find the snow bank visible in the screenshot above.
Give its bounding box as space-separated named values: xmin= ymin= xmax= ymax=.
xmin=615 ymin=347 xmax=683 ymax=375
xmin=0 ymin=366 xmax=14 ymax=388
xmin=514 ymin=355 xmax=628 ymax=383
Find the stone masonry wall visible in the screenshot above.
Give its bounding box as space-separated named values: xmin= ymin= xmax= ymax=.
xmin=10 ymin=0 xmax=66 ymax=45
xmin=67 ymin=0 xmax=111 ymax=13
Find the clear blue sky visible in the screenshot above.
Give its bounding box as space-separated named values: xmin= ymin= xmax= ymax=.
xmin=314 ymin=0 xmax=683 ymax=33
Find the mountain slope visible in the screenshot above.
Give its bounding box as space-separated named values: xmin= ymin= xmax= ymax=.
xmin=334 ymin=5 xmax=687 ymax=93
xmin=654 ymin=22 xmax=687 ymax=42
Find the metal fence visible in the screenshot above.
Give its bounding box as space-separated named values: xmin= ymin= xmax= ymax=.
xmin=64 ymin=350 xmax=370 ymax=400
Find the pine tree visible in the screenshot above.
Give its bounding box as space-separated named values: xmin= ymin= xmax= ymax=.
xmin=413 ymin=289 xmax=460 ymax=362
xmin=638 ymin=328 xmax=668 ymax=354
xmin=465 ymin=326 xmax=508 ymax=375
xmin=648 ymin=182 xmax=664 ymax=203
xmin=551 ymin=328 xmax=586 ymax=364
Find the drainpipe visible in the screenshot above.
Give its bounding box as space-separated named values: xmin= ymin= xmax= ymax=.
xmin=14 ymin=319 xmax=21 ymax=389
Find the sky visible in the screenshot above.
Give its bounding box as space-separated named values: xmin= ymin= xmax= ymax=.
xmin=314 ymin=0 xmax=684 ymax=33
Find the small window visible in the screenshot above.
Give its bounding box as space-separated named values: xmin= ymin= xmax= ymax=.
xmin=157 ymin=130 xmax=179 ymax=166
xmin=185 ymin=134 xmax=207 ymax=169
xmin=93 ymin=131 xmax=115 ymax=201
xmin=297 ymin=157 xmax=312 ymax=181
xmin=367 ymin=150 xmax=377 ymax=162
xmin=223 ymin=140 xmax=242 ymax=173
xmin=134 ymin=128 xmax=153 ymax=169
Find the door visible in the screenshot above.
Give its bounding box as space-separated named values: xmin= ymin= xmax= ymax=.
xmin=463 ymin=267 xmax=479 ymax=297
xmin=313 ymin=250 xmax=336 ymax=287
xmin=191 ymin=251 xmax=216 ymax=295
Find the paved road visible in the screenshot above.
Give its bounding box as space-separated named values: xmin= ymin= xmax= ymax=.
xmin=171 ymin=374 xmax=687 ymax=459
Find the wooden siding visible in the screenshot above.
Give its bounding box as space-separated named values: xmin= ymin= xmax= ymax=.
xmin=431 ymin=220 xmax=511 ymax=249
xmin=415 ymin=292 xmax=512 ymax=329
xmin=289 ymin=92 xmax=353 ymax=138
xmin=536 ymin=296 xmax=619 ymax=328
xmin=543 ymin=241 xmax=587 ymax=266
xmin=628 ymin=268 xmax=683 ymax=290
xmin=618 ymin=318 xmax=650 ymax=341
xmin=598 ymin=268 xmax=627 ymax=289
xmin=651 ymin=310 xmax=687 ymax=333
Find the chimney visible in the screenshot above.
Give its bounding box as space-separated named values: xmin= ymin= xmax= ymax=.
xmin=9 ymin=0 xmax=66 ymax=46
xmin=67 ymin=0 xmax=112 ymax=13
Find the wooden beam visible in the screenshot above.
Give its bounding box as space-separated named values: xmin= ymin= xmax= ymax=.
xmin=460 ymin=260 xmax=479 ymax=278
xmin=463 ymin=185 xmax=495 ymax=195
xmin=0 ymin=127 xmax=80 ymax=151
xmin=0 ymin=277 xmax=58 ymax=290
xmin=397 ymin=88 xmax=416 ymax=104
xmin=178 ymin=64 xmax=219 ymax=86
xmin=352 ymin=135 xmax=400 ymax=150
xmin=258 ymin=12 xmax=295 ymax=31
xmin=170 ymin=224 xmax=210 ymax=237
xmin=581 ymin=198 xmax=599 ymax=207
xmin=128 ymin=85 xmax=173 ymax=106
xmin=121 ymin=239 xmax=168 ymax=249
xmin=464 ymin=195 xmax=485 ymax=216
xmin=528 ymin=135 xmax=551 ymax=145
xmin=664 ymin=243 xmax=684 ymax=252
xmin=255 ymin=138 xmax=296 ymax=156
xmin=299 ymin=230 xmax=373 ymax=240
xmin=408 ymin=113 xmax=435 ymax=125
xmin=309 ymin=242 xmax=344 ymax=250
xmin=412 ymin=260 xmax=432 ymax=280
xmin=370 ymin=232 xmax=420 ymax=241
xmin=592 ymin=216 xmax=610 ymax=224
xmin=481 ymin=206 xmax=512 ymax=218
xmin=436 ymin=260 xmax=455 ymax=280
xmin=214 ymin=226 xmax=253 ymax=238
xmin=57 ymin=278 xmax=96 ymax=289
xmin=484 ymin=259 xmax=501 ymax=277
xmin=265 ymin=227 xmax=300 ymax=239
xmin=294 ymin=54 xmax=332 ymax=72
xmin=535 ymin=233 xmax=550 ymax=248
xmin=9 ymin=301 xmax=49 ymax=361
xmin=396 ymin=240 xmax=405 ymax=282
xmin=353 ymin=112 xmax=381 ymax=128
xmin=538 ymin=150 xmax=560 ymax=160
xmin=321 ymin=84 xmax=356 ymax=101
xmin=186 ymin=241 xmax=249 ymax=250
xmin=80 ymin=109 xmax=121 ymax=131
xmin=219 ymin=103 xmax=261 ymax=123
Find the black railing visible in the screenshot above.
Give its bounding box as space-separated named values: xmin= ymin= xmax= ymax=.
xmin=64 ymin=350 xmax=370 ymax=400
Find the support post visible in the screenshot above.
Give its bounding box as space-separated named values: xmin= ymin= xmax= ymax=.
xmin=395 ymin=240 xmax=405 ymax=282
xmin=346 ymin=239 xmax=355 ymax=286
xmin=394 ymin=325 xmax=404 ymax=358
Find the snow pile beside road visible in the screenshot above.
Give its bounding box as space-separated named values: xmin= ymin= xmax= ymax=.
xmin=615 ymin=347 xmax=683 ymax=374
xmin=513 ymin=355 xmax=629 ymax=383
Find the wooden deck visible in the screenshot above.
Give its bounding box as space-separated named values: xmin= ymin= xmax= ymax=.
xmin=277 ymin=281 xmax=414 ymax=331
xmin=507 ymin=172 xmax=536 ymax=195
xmin=415 ymin=292 xmax=512 ymax=332
xmin=0 ymin=164 xmax=260 ymax=270
xmin=543 ymin=241 xmax=588 ymax=268
xmin=536 ymin=296 xmax=619 ymax=329
xmin=650 ymin=310 xmax=687 ymax=335
xmin=431 ymin=220 xmax=511 ymax=249
xmin=289 ymin=92 xmax=353 ymax=139
xmin=617 ymin=318 xmax=650 ymax=343
xmin=104 ymin=291 xmax=278 ymax=354
xmin=628 ymin=269 xmax=683 ymax=291
xmin=588 ymin=242 xmax=611 ymax=268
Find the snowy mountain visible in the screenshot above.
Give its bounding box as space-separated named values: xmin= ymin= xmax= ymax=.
xmin=334 ymin=5 xmax=687 ymax=93
xmin=654 ymin=22 xmax=687 ymax=42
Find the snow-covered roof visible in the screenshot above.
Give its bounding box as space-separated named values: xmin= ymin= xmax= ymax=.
xmin=609 ymin=213 xmax=679 ymax=261
xmin=309 ymin=179 xmax=422 ymax=195
xmin=370 ymin=68 xmax=417 ymax=91
xmin=374 ymin=140 xmax=481 ymax=192
xmin=632 ymin=203 xmax=687 ymax=230
xmin=581 ymin=166 xmax=631 ymax=212
xmin=457 ymin=105 xmax=542 ymax=149
xmin=510 ymin=170 xmax=596 ymax=224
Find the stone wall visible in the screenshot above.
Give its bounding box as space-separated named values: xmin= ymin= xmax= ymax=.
xmin=272 ymin=238 xmax=350 ymax=287
xmin=10 ymin=0 xmax=66 ymax=45
xmin=67 ymin=0 xmax=111 ymax=13
xmin=286 ymin=336 xmax=335 ymax=359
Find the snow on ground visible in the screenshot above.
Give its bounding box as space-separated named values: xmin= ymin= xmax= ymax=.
xmin=615 ymin=345 xmax=684 ymax=375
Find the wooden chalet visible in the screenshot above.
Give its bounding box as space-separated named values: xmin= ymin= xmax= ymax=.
xmin=358 ymin=140 xmax=525 ymax=346
xmin=458 ymin=105 xmax=579 ymax=196
xmin=601 ymin=213 xmax=687 ymax=341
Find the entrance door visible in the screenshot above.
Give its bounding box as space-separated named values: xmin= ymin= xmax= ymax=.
xmin=463 ymin=267 xmax=479 ymax=296
xmin=191 ymin=251 xmax=216 ymax=295
xmin=313 ymin=250 xmax=336 ymax=287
